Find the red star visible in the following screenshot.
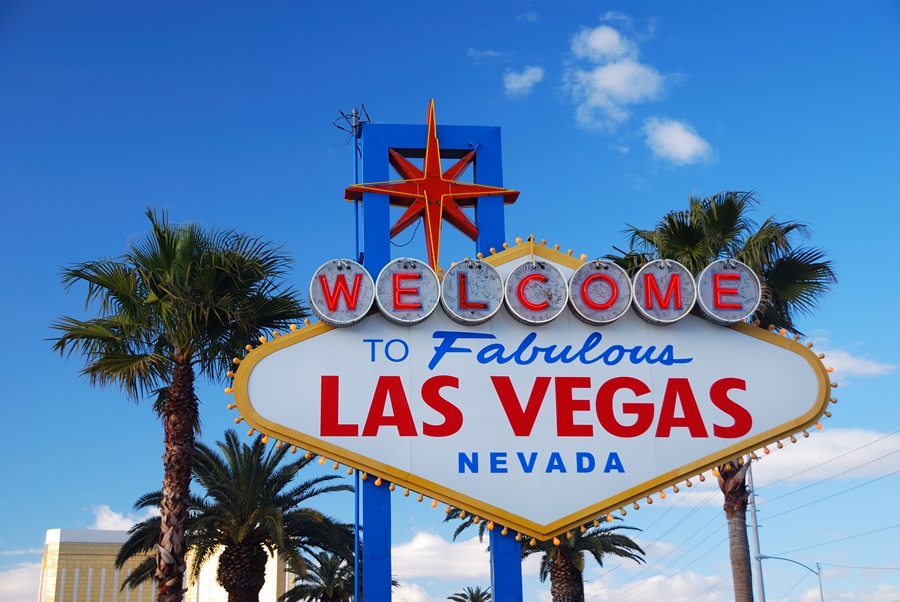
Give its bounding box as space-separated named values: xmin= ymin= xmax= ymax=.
xmin=345 ymin=100 xmax=519 ymax=270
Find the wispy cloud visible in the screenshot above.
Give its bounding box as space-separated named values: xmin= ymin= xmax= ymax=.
xmin=642 ymin=117 xmax=712 ymax=165
xmin=516 ymin=11 xmax=539 ymax=23
xmin=393 ymin=533 xmax=489 ymax=581
xmin=467 ymin=48 xmax=508 ymax=64
xmin=752 ymin=428 xmax=900 ymax=487
xmin=817 ymin=348 xmax=898 ymax=378
xmin=0 ymin=549 xmax=42 ymax=556
xmin=0 ymin=562 xmax=41 ymax=602
xmin=89 ymin=504 xmax=159 ymax=530
xmin=504 ymin=66 xmax=545 ymax=99
xmin=564 ymin=25 xmax=664 ymax=130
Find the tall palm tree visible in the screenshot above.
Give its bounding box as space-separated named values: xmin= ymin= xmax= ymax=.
xmin=606 ymin=191 xmax=836 ymax=602
xmin=448 ymin=586 xmax=491 ymax=602
xmin=117 ymin=430 xmax=355 ymax=602
xmin=521 ymin=523 xmax=644 ymax=602
xmin=52 ymin=210 xmax=307 ymax=602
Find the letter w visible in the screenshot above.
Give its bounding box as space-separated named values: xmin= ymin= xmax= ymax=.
xmin=319 ymin=274 xmax=363 ymax=312
xmin=491 ymin=376 xmax=551 ymax=436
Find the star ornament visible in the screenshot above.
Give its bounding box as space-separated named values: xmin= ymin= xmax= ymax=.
xmin=345 ymin=100 xmax=519 ymax=270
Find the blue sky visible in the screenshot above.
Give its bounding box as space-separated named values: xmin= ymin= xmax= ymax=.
xmin=2 ymin=1 xmax=900 ymax=601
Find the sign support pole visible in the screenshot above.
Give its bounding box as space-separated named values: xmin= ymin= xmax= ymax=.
xmin=362 ymin=478 xmax=392 ymax=602
xmin=490 ymin=530 xmax=523 ymax=602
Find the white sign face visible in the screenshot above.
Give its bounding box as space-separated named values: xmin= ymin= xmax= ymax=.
xmin=234 ymin=246 xmax=830 ymax=539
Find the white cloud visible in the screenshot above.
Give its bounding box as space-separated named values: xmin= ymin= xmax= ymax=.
xmin=752 ymin=428 xmax=900 ymax=487
xmin=0 ymin=549 xmax=42 ymax=556
xmin=816 ymin=348 xmax=897 ymax=378
xmin=89 ymin=504 xmax=159 ymax=530
xmin=468 ymin=48 xmax=508 ymax=63
xmin=565 ymin=25 xmax=665 ymax=130
xmin=0 ymin=562 xmax=41 ymax=602
xmin=582 ymin=569 xmax=730 ymax=602
xmin=642 ymin=117 xmax=712 ymax=165
xmin=571 ymin=25 xmax=637 ymax=63
xmin=504 ymin=66 xmax=545 ymax=99
xmin=804 ymin=583 xmax=900 ymax=601
xmin=516 ymin=11 xmax=539 ymax=23
xmin=394 ymin=580 xmax=443 ymax=602
xmin=392 ymin=533 xmax=490 ymax=581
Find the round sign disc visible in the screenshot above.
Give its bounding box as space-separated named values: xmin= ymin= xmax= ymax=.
xmin=309 ymin=259 xmax=375 ymax=328
xmin=632 ymin=259 xmax=697 ymax=325
xmin=504 ymin=260 xmax=569 ymax=325
xmin=374 ymin=258 xmax=440 ymax=326
xmin=568 ymin=260 xmax=633 ymax=325
xmin=441 ymin=259 xmax=504 ymax=326
xmin=696 ymin=259 xmax=762 ymax=325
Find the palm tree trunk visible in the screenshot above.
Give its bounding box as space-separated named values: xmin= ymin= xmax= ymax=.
xmin=718 ymin=461 xmax=753 ymax=602
xmin=217 ymin=542 xmax=268 ymax=602
xmin=547 ymin=551 xmax=585 ymax=602
xmin=156 ymin=358 xmax=198 ymax=602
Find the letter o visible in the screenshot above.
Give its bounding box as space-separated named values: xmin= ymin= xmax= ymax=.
xmin=384 ymin=339 xmax=409 ymax=362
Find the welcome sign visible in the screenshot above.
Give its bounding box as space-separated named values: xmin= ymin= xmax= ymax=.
xmin=232 ymin=242 xmax=831 ymax=540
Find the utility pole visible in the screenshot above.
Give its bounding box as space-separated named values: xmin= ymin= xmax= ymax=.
xmin=748 ymin=462 xmax=766 ymax=602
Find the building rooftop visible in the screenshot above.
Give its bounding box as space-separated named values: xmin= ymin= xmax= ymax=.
xmin=45 ymin=529 xmax=130 ymax=544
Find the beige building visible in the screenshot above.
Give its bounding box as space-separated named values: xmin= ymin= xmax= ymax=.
xmin=38 ymin=529 xmax=292 ymax=602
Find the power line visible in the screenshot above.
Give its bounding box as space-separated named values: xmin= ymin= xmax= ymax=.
xmin=774 ymin=570 xmax=811 ymax=602
xmin=627 ymin=536 xmax=728 ymax=601
xmin=755 ymin=428 xmax=900 ymax=490
xmin=819 ymin=563 xmax=900 ymax=570
xmin=757 ymin=448 xmax=900 ymax=506
xmin=762 ymin=466 xmax=900 ymax=521
xmin=682 ymin=575 xmax=731 ymax=601
xmin=773 ymin=522 xmax=900 ymax=555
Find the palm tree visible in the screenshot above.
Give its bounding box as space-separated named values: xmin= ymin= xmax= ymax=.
xmin=445 ymin=513 xmax=643 ymax=602
xmin=521 ymin=523 xmax=644 ymax=602
xmin=448 ymin=586 xmax=491 ymax=602
xmin=606 ymin=191 xmax=836 ymax=602
xmin=116 ymin=430 xmax=355 ymax=602
xmin=281 ymin=551 xmax=354 ymax=602
xmin=52 ymin=210 xmax=307 ymax=602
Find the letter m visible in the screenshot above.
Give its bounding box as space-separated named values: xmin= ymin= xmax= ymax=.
xmin=318 ymin=274 xmax=363 ymax=312
xmin=644 ymin=272 xmax=682 ymax=310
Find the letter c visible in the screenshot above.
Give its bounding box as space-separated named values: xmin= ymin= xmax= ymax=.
xmin=517 ymin=273 xmax=549 ymax=312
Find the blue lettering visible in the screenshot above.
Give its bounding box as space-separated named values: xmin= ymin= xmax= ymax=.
xmin=546 ymin=452 xmax=567 ymax=473
xmin=384 ymin=339 xmax=409 ymax=362
xmin=430 ymin=332 xmax=496 ymax=370
xmin=459 ymin=452 xmax=479 ymax=473
xmin=430 ymin=331 xmax=692 ymax=369
xmin=602 ymin=345 xmax=626 ymax=365
xmin=363 ymin=338 xmax=383 ymax=362
xmin=604 ymin=452 xmax=625 ymax=473
xmin=517 ymin=452 xmax=538 ymax=473
xmin=490 ymin=452 xmax=508 ymax=473
xmin=576 ymin=452 xmax=595 ymax=473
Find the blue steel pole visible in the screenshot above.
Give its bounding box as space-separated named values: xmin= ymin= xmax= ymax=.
xmin=354 ymin=470 xmax=360 ymax=602
xmin=352 ymin=108 xmax=361 ymax=262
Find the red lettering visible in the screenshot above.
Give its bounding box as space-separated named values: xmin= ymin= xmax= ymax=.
xmin=556 ymin=377 xmax=594 ymax=436
xmin=710 ymin=378 xmax=752 ymax=438
xmin=421 ymin=375 xmax=463 ymax=437
xmin=713 ymin=273 xmax=742 ymax=310
xmin=458 ymin=272 xmax=489 ymax=310
xmin=644 ymin=273 xmax=682 ymax=310
xmin=319 ymin=376 xmax=359 ymax=436
xmin=581 ymin=273 xmax=618 ymax=311
xmin=596 ymin=377 xmax=654 ymax=437
xmin=318 ymin=274 xmax=363 ymax=312
xmin=393 ymin=273 xmax=422 ymax=310
xmin=656 ymin=378 xmax=709 ymax=438
xmin=492 ymin=376 xmax=551 ymax=436
xmin=362 ymin=376 xmax=418 ymax=436
xmin=516 ymin=273 xmax=549 ymax=312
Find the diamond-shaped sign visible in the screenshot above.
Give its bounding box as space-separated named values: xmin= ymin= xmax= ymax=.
xmin=233 ymin=243 xmax=831 ymax=540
